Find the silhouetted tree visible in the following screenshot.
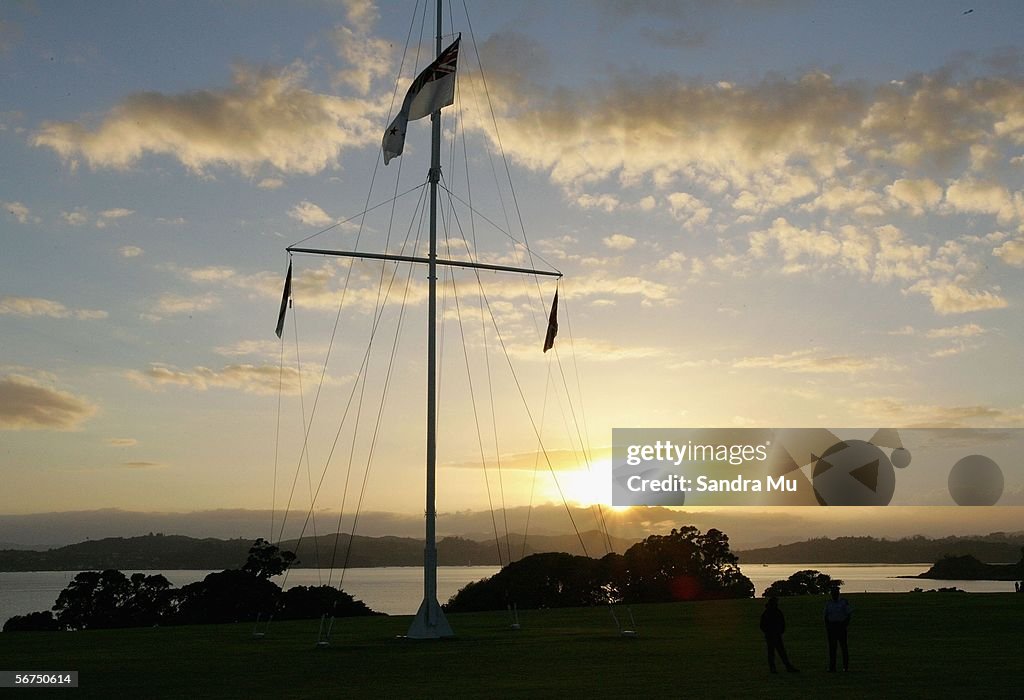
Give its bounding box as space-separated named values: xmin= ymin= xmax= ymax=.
xmin=53 ymin=570 xmax=129 ymax=630
xmin=51 ymin=570 xmax=174 ymax=630
xmin=763 ymin=569 xmax=844 ymax=597
xmin=173 ymin=569 xmax=280 ymax=625
xmin=241 ymin=538 xmax=296 ymax=579
xmin=447 ymin=553 xmax=609 ymax=612
xmin=447 ymin=527 xmax=754 ymax=612
xmin=618 ymin=527 xmax=754 ymax=602
xmin=2 ymin=611 xmax=59 ymax=632
xmin=278 ymin=585 xmax=379 ymax=619
xmin=123 ymin=573 xmax=174 ymax=625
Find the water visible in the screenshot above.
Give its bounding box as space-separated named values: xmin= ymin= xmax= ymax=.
xmin=1 ymin=563 xmax=1016 ymax=627
xmin=0 ymin=566 xmax=499 ymax=625
xmin=740 ymin=563 xmax=1017 ymax=597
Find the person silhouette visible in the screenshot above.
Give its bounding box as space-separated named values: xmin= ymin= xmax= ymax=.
xmin=824 ymin=586 xmax=852 ymax=672
xmin=760 ymin=596 xmax=798 ymax=673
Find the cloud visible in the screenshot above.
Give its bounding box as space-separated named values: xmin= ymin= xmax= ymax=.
xmin=444 ymin=446 xmax=611 ymax=472
xmin=177 ymin=265 xmax=237 ymax=283
xmin=213 ymin=339 xmax=283 ymax=358
xmin=61 ymin=210 xmax=88 ymax=226
xmin=734 ymin=348 xmax=893 ymax=374
xmin=473 ymin=70 xmax=864 ymax=194
xmin=565 ymin=273 xmax=675 ymax=306
xmin=748 ymin=217 xmax=841 ymax=269
xmin=655 ymin=251 xmax=689 ymax=272
xmin=151 ymin=293 xmax=218 ymax=316
xmin=667 ymin=192 xmax=711 ymax=229
xmin=257 ymin=177 xmax=284 ymax=189
xmin=120 ymin=461 xmax=162 ymax=469
xmin=854 ymin=398 xmax=1024 ymax=428
xmin=106 ymin=437 xmax=139 ymax=447
xmin=288 ymin=200 xmax=333 ymax=227
xmin=332 ymin=27 xmax=392 ymax=95
xmin=993 ymin=237 xmax=1024 ymax=266
xmin=602 ymin=233 xmax=636 ymax=250
xmin=885 ymin=178 xmax=943 ymax=215
xmin=342 ymin=0 xmax=379 ymax=33
xmin=33 ymin=64 xmax=382 ymax=176
xmin=945 ymin=178 xmax=1021 ymax=223
xmin=0 ymin=375 xmax=97 ymax=430
xmin=96 ymin=208 xmax=134 ymax=228
xmin=801 ymin=183 xmax=883 ymax=216
xmin=0 ymin=296 xmax=107 ymax=320
xmin=118 ymin=245 xmax=144 ymax=258
xmin=127 ymin=363 xmax=341 ymax=396
xmin=871 ymin=224 xmax=932 ymax=282
xmin=925 ymin=323 xmax=985 ymax=339
xmin=99 ymin=207 xmax=133 ymax=219
xmin=506 ymin=337 xmax=668 ymax=362
xmin=176 ymin=260 xmax=416 ymax=313
xmin=4 ymin=201 xmax=34 ymax=224
xmin=467 ymin=67 xmax=1024 ymax=264
xmin=722 ymin=219 xmax=1007 ymax=317
xmin=577 ymin=193 xmax=620 ymax=211
xmin=908 ymin=280 xmax=1008 ymax=315
xmin=928 ymin=345 xmax=967 ymax=358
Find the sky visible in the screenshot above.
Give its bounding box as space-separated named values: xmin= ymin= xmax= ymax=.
xmin=2 ymin=1 xmax=1023 ymax=539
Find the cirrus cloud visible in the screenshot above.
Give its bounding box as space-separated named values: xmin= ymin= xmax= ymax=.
xmin=126 ymin=363 xmax=344 ymax=396
xmin=734 ymin=348 xmax=894 ymax=374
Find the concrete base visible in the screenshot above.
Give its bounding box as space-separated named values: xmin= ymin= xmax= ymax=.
xmin=406 ymin=596 xmax=454 ymax=639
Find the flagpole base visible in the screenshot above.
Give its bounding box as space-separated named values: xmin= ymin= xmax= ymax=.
xmin=406 ymin=596 xmax=454 ymax=639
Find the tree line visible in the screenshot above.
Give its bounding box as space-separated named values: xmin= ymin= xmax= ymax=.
xmin=3 ymin=539 xmax=378 ymax=632
xmin=447 ymin=526 xmax=754 ymax=612
xmin=739 ymin=534 xmax=1024 ymax=564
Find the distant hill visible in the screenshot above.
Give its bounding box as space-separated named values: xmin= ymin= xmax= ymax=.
xmin=0 ymin=530 xmax=635 ymax=572
xmin=916 ymin=554 xmax=1023 ymax=581
xmin=738 ymin=534 xmax=1024 ymax=564
xmin=0 ymin=535 xmax=253 ymax=572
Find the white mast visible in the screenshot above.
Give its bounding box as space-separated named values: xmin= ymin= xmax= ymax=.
xmin=406 ymin=0 xmax=452 ymax=639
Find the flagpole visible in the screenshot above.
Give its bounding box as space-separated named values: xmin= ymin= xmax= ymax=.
xmin=279 ymin=0 xmax=560 ymax=639
xmin=407 ymin=0 xmax=453 ymax=639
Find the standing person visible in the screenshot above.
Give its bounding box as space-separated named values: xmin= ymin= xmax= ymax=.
xmin=760 ymin=596 xmax=799 ymax=673
xmin=824 ymin=586 xmax=852 ymax=672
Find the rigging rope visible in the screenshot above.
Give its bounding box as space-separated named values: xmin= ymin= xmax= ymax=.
xmin=459 ymin=5 xmax=614 ymax=555
xmin=445 ymin=73 xmax=512 ymax=564
xmin=291 ymin=307 xmax=323 ymax=581
xmin=276 ymin=0 xmax=427 ymax=566
xmin=339 ymin=232 xmax=424 ymax=585
xmin=440 ymin=210 xmax=507 ymax=567
xmin=438 ymin=176 xmax=589 ymax=556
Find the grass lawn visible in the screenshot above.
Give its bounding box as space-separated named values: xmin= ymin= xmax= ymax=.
xmin=1 ymin=593 xmax=1020 ymax=698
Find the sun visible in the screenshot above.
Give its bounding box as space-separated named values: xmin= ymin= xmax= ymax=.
xmin=546 ymin=463 xmax=613 ymax=507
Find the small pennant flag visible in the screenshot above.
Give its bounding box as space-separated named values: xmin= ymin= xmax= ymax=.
xmin=382 ymin=37 xmax=460 ymax=164
xmin=275 ymin=261 xmax=292 ymax=338
xmin=543 ymin=289 xmax=558 ymax=353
